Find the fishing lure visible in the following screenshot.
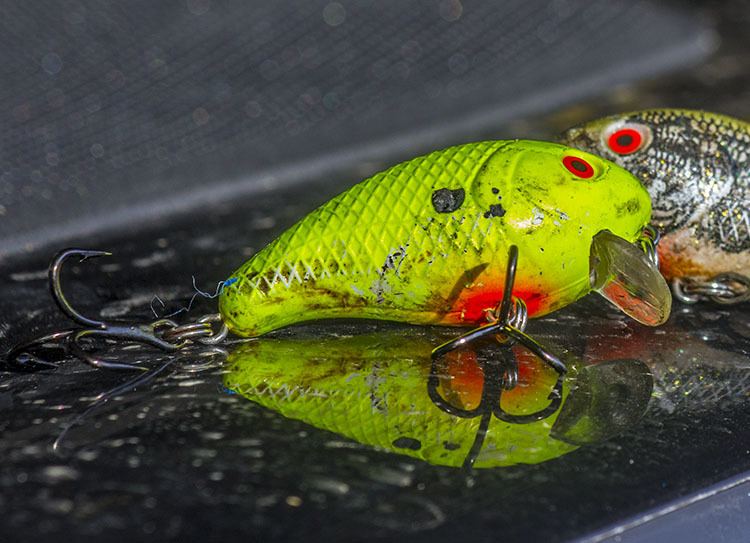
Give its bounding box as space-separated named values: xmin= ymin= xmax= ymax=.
xmin=5 ymin=140 xmax=670 ymax=372
xmin=561 ymin=109 xmax=750 ymax=304
xmin=219 ymin=139 xmax=669 ymax=335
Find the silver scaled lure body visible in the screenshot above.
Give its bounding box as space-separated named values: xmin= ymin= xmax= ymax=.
xmin=562 ymin=109 xmax=750 ymax=303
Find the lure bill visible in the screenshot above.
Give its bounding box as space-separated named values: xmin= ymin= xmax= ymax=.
xmin=561 ymin=109 xmax=750 ymax=285
xmin=219 ymin=140 xmax=671 ymax=337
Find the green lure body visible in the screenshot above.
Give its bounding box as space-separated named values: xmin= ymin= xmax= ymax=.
xmin=219 ymin=140 xmax=653 ymax=337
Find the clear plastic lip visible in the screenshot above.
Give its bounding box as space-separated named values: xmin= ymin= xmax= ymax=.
xmin=589 ymin=230 xmax=672 ymax=326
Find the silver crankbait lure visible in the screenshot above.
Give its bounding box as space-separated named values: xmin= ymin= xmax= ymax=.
xmin=562 ymin=109 xmax=750 ymax=304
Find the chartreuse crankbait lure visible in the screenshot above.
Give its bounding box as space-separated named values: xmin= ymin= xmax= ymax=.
xmin=219 ymin=139 xmax=670 ymax=337
xmin=224 ymin=332 xmax=652 ymax=469
xmin=562 ymin=109 xmax=750 ymax=304
xmin=5 ymin=139 xmax=670 ymax=372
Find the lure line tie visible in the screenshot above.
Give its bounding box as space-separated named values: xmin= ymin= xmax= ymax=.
xmin=638 ymin=224 xmax=660 ymax=268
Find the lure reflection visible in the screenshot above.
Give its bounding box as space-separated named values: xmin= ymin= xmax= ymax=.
xmin=582 ymin=306 xmax=750 ymax=414
xmin=224 ymin=333 xmax=653 ymax=469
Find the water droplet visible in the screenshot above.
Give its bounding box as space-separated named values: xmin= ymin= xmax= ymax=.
xmin=401 ymin=40 xmax=422 ymax=62
xmin=244 ymin=100 xmax=262 ymax=118
xmin=178 ymin=379 xmax=205 ymax=388
xmin=309 ymin=477 xmax=350 ymax=495
xmin=90 ymin=143 xmax=104 ymax=158
xmin=285 ymin=495 xmax=303 ymax=507
xmin=21 ymin=445 xmax=43 ymax=456
xmin=192 ymin=107 xmax=210 ymax=126
xmin=192 ymin=448 xmax=218 ymax=459
xmin=235 ymin=437 xmax=262 ymax=447
xmin=41 ymin=53 xmax=63 ymax=75
xmin=256 ymin=494 xmax=278 ymax=507
xmin=251 ymin=215 xmax=277 ymax=230
xmin=439 ymin=0 xmax=463 ymax=22
xmin=41 ymin=465 xmax=80 ymax=483
xmin=42 ymin=498 xmax=74 ymax=514
xmin=76 ymin=449 xmax=100 ymax=462
xmin=322 ymin=3 xmax=346 ymax=26
xmin=366 ymin=466 xmax=413 ymax=487
xmin=186 ymin=0 xmax=210 ymax=15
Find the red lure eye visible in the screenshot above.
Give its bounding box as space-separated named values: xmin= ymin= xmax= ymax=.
xmin=562 ymin=155 xmax=595 ymax=179
xmin=607 ymin=128 xmax=643 ymax=155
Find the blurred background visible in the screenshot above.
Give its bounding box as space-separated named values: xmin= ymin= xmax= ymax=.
xmin=0 ymin=0 xmax=743 ymax=263
xmin=1 ymin=2 xmax=749 ymax=542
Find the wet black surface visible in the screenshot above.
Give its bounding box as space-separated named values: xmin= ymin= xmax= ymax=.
xmin=1 ymin=1 xmax=750 ymax=542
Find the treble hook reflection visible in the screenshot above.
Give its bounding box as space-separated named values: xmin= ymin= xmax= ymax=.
xmin=428 ymin=343 xmax=565 ymax=468
xmin=224 ymin=331 xmax=653 ymax=469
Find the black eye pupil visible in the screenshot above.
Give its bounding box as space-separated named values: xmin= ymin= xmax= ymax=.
xmin=571 ymin=159 xmax=587 ymax=172
xmin=616 ymin=134 xmax=633 ymax=146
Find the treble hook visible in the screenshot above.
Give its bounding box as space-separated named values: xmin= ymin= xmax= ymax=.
xmin=431 ymin=245 xmax=567 ymax=375
xmin=4 ymin=248 xmax=228 ymax=372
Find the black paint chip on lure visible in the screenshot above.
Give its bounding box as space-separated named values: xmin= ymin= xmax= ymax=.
xmin=484 ymin=203 xmax=506 ymax=218
xmin=392 ymin=437 xmax=422 ymax=450
xmin=432 ymin=188 xmax=465 ymax=213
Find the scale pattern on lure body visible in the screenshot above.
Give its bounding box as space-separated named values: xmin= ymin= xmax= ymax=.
xmin=219 ymin=140 xmax=653 ymax=337
xmin=562 ymin=109 xmax=750 ymax=280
